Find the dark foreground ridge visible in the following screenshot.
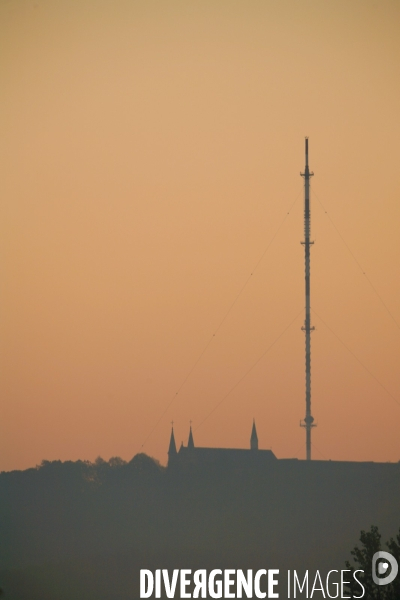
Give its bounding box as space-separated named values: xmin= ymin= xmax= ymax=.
xmin=1 ymin=446 xmax=399 ymax=599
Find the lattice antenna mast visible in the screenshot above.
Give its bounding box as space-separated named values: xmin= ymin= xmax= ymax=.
xmin=300 ymin=137 xmax=316 ymax=460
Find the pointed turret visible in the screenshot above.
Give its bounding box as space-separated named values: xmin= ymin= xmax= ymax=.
xmin=250 ymin=420 xmax=258 ymax=451
xmin=168 ymin=426 xmax=177 ymax=466
xmin=188 ymin=424 xmax=194 ymax=449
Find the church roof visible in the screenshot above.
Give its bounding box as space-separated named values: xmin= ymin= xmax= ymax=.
xmin=171 ymin=445 xmax=276 ymax=470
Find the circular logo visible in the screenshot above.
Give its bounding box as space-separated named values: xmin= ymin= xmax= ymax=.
xmin=372 ymin=552 xmax=398 ymax=586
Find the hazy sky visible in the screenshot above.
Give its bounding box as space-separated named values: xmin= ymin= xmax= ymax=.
xmin=1 ymin=0 xmax=400 ymax=471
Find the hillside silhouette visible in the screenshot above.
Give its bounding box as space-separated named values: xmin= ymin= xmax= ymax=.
xmin=1 ymin=454 xmax=399 ymax=599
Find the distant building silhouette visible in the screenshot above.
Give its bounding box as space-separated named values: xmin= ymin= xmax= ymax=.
xmin=167 ymin=421 xmax=276 ymax=469
xmin=250 ymin=419 xmax=258 ymax=451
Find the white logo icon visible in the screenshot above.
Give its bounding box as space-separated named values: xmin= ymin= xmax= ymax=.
xmin=372 ymin=551 xmax=398 ymax=586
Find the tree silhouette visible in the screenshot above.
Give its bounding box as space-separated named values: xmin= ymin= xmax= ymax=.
xmin=345 ymin=526 xmax=400 ymax=600
xmin=386 ymin=530 xmax=400 ymax=600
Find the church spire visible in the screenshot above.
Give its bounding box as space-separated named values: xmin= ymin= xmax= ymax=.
xmin=188 ymin=423 xmax=194 ymax=449
xmin=250 ymin=419 xmax=258 ymax=451
xmin=168 ymin=425 xmax=177 ymax=458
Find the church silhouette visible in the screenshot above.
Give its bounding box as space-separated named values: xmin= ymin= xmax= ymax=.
xmin=167 ymin=421 xmax=277 ymax=469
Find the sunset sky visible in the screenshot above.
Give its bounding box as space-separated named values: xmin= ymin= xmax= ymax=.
xmin=1 ymin=0 xmax=400 ymax=471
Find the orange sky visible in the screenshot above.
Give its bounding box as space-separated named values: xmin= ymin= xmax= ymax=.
xmin=1 ymin=0 xmax=400 ymax=471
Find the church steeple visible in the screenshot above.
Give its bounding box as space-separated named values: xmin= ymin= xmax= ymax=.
xmin=168 ymin=425 xmax=177 ymax=459
xmin=250 ymin=420 xmax=258 ymax=451
xmin=188 ymin=424 xmax=194 ymax=449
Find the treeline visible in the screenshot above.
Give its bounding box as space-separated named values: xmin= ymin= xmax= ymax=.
xmin=0 ymin=454 xmax=165 ymax=569
xmin=0 ymin=455 xmax=399 ymax=599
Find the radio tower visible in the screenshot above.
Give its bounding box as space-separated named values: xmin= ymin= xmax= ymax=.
xmin=300 ymin=137 xmax=316 ymax=460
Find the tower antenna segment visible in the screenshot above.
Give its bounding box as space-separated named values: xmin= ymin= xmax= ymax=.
xmin=300 ymin=137 xmax=316 ymax=460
